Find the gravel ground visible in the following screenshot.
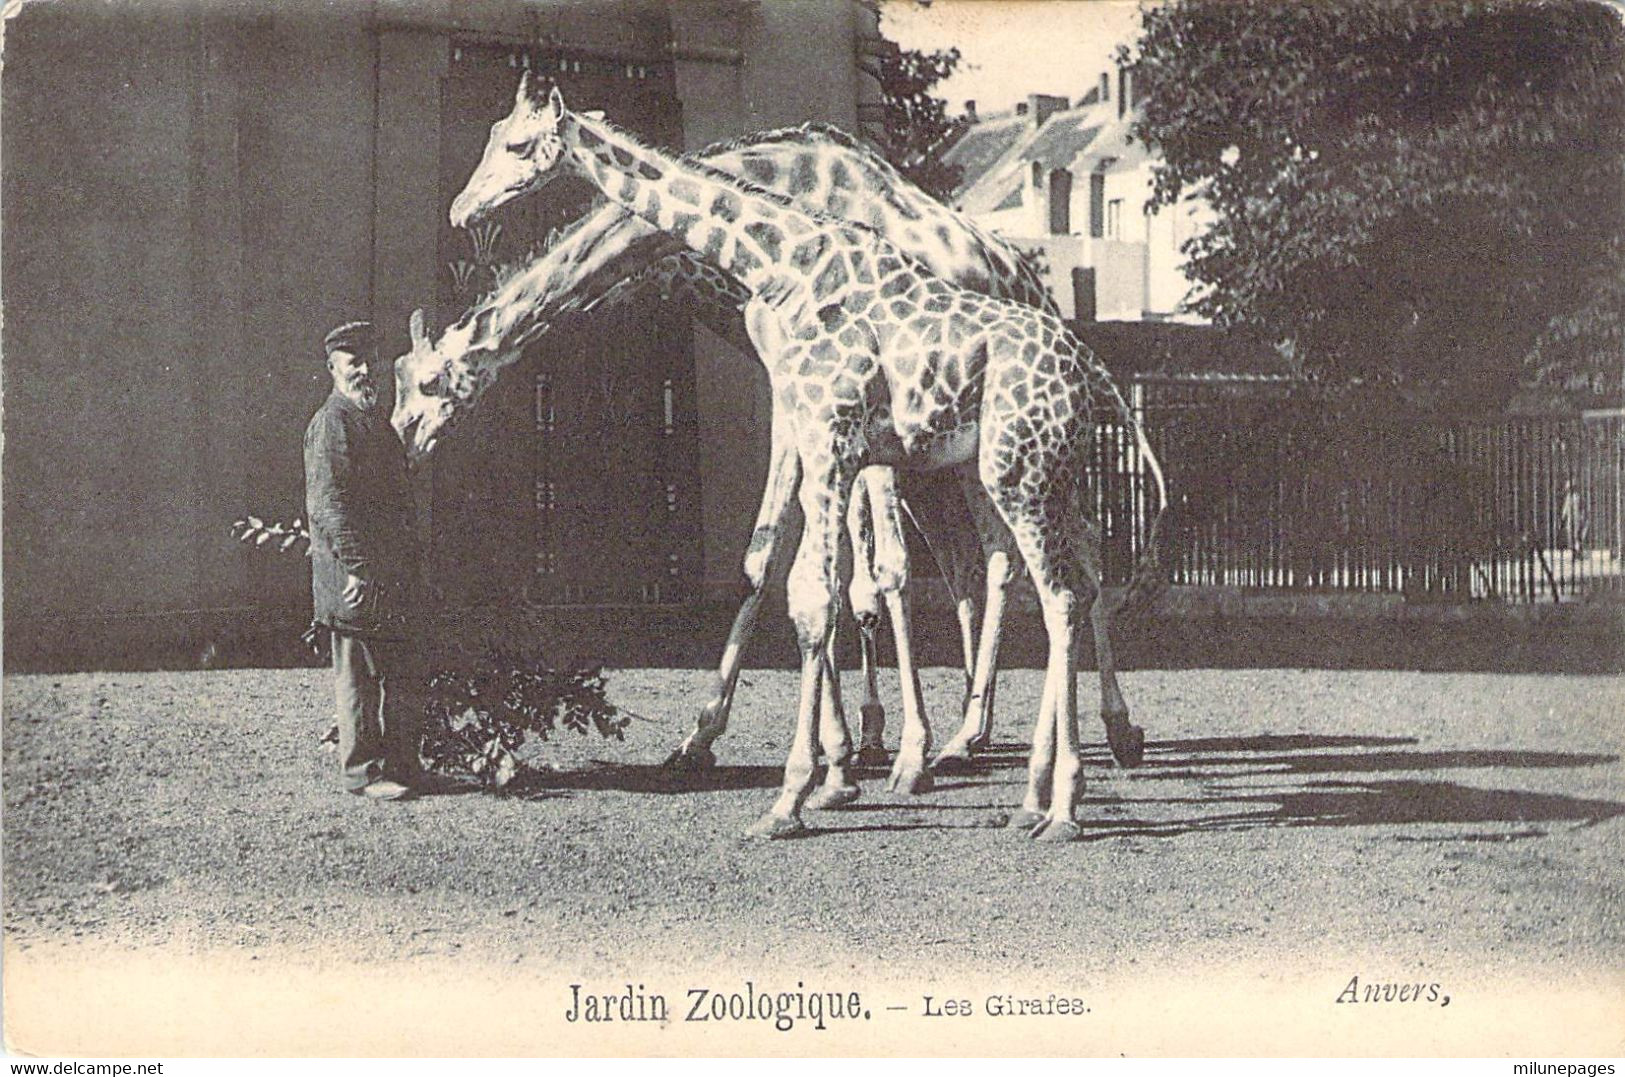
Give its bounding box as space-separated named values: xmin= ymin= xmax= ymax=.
xmin=3 ymin=665 xmax=1622 ymax=1055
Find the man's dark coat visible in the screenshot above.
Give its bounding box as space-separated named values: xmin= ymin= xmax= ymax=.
xmin=303 ymin=391 xmax=417 ymax=636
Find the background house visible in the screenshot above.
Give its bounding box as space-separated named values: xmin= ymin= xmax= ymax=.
xmin=941 ymin=65 xmax=1211 ymax=322
xmin=2 ymin=0 xmax=889 ymax=666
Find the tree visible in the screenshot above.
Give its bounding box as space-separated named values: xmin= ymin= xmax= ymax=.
xmin=873 ymin=40 xmax=965 ymax=200
xmin=1127 ymin=0 xmax=1625 ymax=404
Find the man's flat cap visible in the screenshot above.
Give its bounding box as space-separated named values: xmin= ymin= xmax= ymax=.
xmin=323 ymin=321 xmax=376 ymax=356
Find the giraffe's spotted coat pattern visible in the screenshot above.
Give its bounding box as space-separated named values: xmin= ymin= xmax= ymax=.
xmin=423 ymin=89 xmax=1164 ymax=835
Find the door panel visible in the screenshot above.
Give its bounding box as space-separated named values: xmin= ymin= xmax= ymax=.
xmin=432 ymin=43 xmax=700 ymax=606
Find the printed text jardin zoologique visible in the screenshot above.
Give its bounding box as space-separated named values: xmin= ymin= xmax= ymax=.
xmin=565 ymin=982 xmax=1090 ymax=1031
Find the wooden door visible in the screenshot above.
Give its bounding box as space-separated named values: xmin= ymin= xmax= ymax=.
xmin=432 ymin=43 xmax=701 ymax=607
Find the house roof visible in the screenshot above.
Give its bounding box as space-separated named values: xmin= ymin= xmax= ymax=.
xmin=1019 ymin=113 xmax=1104 ymax=173
xmin=1065 ymin=118 xmax=1147 ymax=174
xmin=940 ymin=113 xmax=1028 ymax=202
xmin=991 ymin=183 xmax=1024 ymax=212
xmin=945 ymin=97 xmax=1138 ymax=215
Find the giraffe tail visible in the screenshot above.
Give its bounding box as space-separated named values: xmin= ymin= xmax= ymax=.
xmin=1102 ymin=383 xmax=1170 ymax=618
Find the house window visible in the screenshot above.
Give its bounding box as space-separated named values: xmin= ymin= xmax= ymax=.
xmin=1089 ymin=173 xmax=1106 ymax=238
xmin=1105 ymin=198 xmax=1124 ymax=239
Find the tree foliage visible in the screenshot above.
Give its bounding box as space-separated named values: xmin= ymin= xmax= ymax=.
xmin=422 ymin=649 xmax=630 ymax=790
xmin=1127 ymin=0 xmax=1625 ymax=404
xmin=875 ymin=40 xmax=965 ymax=200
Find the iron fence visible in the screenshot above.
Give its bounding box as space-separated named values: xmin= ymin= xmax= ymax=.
xmin=1088 ymin=379 xmax=1624 ymax=603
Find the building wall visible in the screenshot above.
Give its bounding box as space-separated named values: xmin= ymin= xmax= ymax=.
xmin=946 ymin=77 xmax=1210 ymax=326
xmin=1145 ymin=193 xmax=1213 ymax=322
xmin=1094 ymin=241 xmax=1150 ymax=322
xmin=2 ymin=2 xmax=377 ymax=649
xmin=2 ymin=0 xmax=870 ymax=663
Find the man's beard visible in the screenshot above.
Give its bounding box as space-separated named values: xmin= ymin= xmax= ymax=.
xmin=341 ymin=378 xmax=378 ymax=411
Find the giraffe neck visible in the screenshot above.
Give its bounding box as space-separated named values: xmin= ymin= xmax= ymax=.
xmin=441 ymin=213 xmax=754 ymax=382
xmin=726 ymin=127 xmax=1059 ymax=317
xmin=562 ymin=111 xmax=830 ymax=298
xmin=441 ymin=204 xmax=673 ymax=371
xmin=448 ymin=124 xmax=1057 ymax=374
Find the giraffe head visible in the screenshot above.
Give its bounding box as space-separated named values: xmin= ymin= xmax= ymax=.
xmin=391 ymin=307 xmax=510 ymax=463
xmin=449 ymin=73 xmax=572 ymax=228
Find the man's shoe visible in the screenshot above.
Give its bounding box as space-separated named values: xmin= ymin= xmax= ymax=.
xmin=349 ymin=779 xmax=414 ymax=801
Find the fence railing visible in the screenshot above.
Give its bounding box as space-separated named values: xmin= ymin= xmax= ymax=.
xmin=1087 ymin=380 xmax=1624 ymax=604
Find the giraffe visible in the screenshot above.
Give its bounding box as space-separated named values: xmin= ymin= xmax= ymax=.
xmin=414 ymin=116 xmax=1125 ymax=783
xmin=395 ymin=229 xmax=982 ymax=798
xmin=442 ymin=78 xmax=1167 ymax=841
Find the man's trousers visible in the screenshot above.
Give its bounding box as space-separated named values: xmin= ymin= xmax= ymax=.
xmin=332 ymin=631 xmax=423 ymax=790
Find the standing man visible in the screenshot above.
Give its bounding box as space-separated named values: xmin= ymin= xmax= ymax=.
xmin=305 ymin=320 xmax=423 ymax=800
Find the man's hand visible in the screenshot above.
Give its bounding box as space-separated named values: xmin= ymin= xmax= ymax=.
xmin=342 ymin=572 xmax=373 ymax=609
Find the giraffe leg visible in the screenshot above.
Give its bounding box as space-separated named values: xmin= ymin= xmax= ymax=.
xmin=1007 ymin=645 xmax=1056 ymax=832
xmin=882 ymin=586 xmax=934 ymax=794
xmin=936 ymin=477 xmax=1018 ymax=768
xmin=1015 ymin=487 xmax=1089 ymax=844
xmin=859 ymin=469 xmax=935 ymax=795
xmin=936 ymin=546 xmax=1012 ymax=767
xmin=854 ymin=620 xmax=888 ymax=767
xmin=745 ymin=643 xmax=823 ymax=841
xmin=955 ymin=594 xmax=977 ymax=705
xmin=667 ymin=391 xmax=801 ymax=769
xmin=1091 ymin=589 xmax=1145 ymax=768
xmin=1030 ymin=582 xmax=1085 ymax=844
xmin=1069 ymin=517 xmax=1144 ymax=768
xmin=979 ymin=413 xmax=1087 ymax=843
xmin=808 ymin=624 xmax=862 ymax=809
xmin=665 ymin=574 xmax=765 ymax=769
xmin=845 ymin=472 xmax=889 ymax=767
xmin=746 ymin=457 xmax=852 ymax=840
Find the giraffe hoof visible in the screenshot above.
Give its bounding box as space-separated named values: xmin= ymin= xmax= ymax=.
xmin=1031 ymin=818 xmax=1083 ymax=843
xmin=662 ymin=745 xmax=717 ymax=771
xmin=743 ymin=813 xmax=810 ymax=841
xmin=886 ymin=764 xmax=934 ymax=796
xmin=1005 ymin=809 xmax=1047 ymax=831
xmin=854 ymin=745 xmax=890 ymax=768
xmin=931 ymin=742 xmax=978 ymax=773
xmin=1107 ymin=724 xmax=1145 ymax=769
xmin=807 ymin=783 xmax=861 ymax=810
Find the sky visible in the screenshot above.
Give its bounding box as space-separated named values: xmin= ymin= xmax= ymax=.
xmin=878 ymin=0 xmax=1147 ymax=117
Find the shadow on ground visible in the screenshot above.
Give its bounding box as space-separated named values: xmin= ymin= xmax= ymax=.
xmin=502 ymin=732 xmax=1624 ymax=842
xmin=1061 ymin=780 xmax=1625 ymax=843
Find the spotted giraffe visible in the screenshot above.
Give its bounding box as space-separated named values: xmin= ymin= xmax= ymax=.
xmin=444 ymin=78 xmax=1167 ymax=841
xmin=409 ymin=118 xmax=1110 ymax=787
xmin=395 ymin=226 xmax=981 ymax=799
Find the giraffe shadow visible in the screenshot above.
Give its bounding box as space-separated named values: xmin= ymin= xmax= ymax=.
xmin=499 ymin=734 xmax=1622 ymax=848
xmin=929 ymin=734 xmax=1616 ymax=785
xmin=918 ymin=734 xmax=1625 ymax=844
xmin=1130 ymin=743 xmax=1618 ymax=783
xmin=1068 ymin=779 xmax=1625 ymax=843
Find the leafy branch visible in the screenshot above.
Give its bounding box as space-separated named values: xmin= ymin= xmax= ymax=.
xmin=231 ymin=516 xmax=310 ymax=555
xmin=230 ymin=514 xmax=637 ymax=790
